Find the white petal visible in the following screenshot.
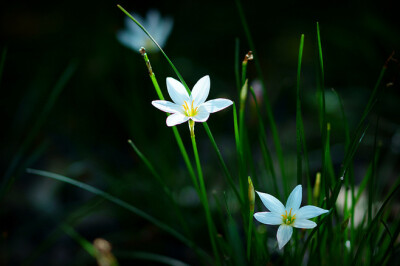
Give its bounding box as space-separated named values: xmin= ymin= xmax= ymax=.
xmin=116 ymin=30 xmax=144 ymax=51
xmin=277 ymin=225 xmax=293 ymax=249
xmin=256 ymin=191 xmax=285 ymax=214
xmin=166 ymin=113 xmax=189 ymax=126
xmin=156 ymin=17 xmax=173 ymax=47
xmin=166 ymin=78 xmax=190 ymax=105
xmin=254 ymin=212 xmax=283 ymax=225
xmin=202 ymin=99 xmax=233 ymax=113
xmin=191 ymin=75 xmax=210 ymax=107
xmin=152 ymin=100 xmax=182 ymax=114
xmin=192 ymin=106 xmax=210 ymax=122
xmin=125 ymin=16 xmax=145 ymax=34
xmin=146 ymin=9 xmax=161 ymax=31
xmin=293 ymin=219 xmax=316 ymax=229
xmin=285 ymin=185 xmax=302 ymax=212
xmin=295 ymin=205 xmax=329 ymax=220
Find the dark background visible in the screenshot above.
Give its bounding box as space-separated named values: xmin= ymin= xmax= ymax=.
xmin=1 ymin=0 xmax=399 ymax=265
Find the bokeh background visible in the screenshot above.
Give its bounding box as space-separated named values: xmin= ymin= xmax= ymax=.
xmin=1 ymin=0 xmax=399 ymax=265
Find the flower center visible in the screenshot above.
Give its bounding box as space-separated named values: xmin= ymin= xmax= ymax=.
xmin=183 ymin=100 xmax=198 ymax=117
xmin=281 ymin=208 xmax=296 ymax=225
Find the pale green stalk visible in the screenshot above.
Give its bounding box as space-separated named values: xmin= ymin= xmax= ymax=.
xmin=139 ymin=49 xmax=199 ymax=193
xmin=234 ymin=0 xmax=287 ymax=196
xmin=232 ymin=102 xmax=246 ymax=204
xmin=246 ymin=177 xmax=255 ymax=261
xmin=249 ymin=87 xmax=280 ymax=198
xmin=128 ymin=10 xmax=240 ymax=205
xmin=296 ymin=34 xmax=304 ymax=186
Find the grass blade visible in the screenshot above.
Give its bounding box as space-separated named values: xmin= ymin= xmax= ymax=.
xmin=117 ymin=5 xmax=188 ymax=90
xmin=26 ymin=168 xmax=207 ymax=258
xmin=116 ymin=251 xmax=190 ymax=266
xmin=299 ymin=209 xmax=333 ymax=259
xmin=61 ymin=224 xmax=96 ymax=258
xmin=127 ymin=139 xmax=192 ymax=239
xmin=234 ymin=0 xmax=286 ymax=194
xmin=249 ymin=87 xmax=280 ymax=198
xmin=352 ymin=181 xmax=400 ymax=264
xmin=133 ymin=12 xmax=238 ymax=205
xmin=190 ymin=136 xmax=221 ymax=264
xmin=202 ymin=123 xmax=242 ymax=204
xmin=22 ymin=198 xmax=104 ymax=265
xmin=235 ymin=38 xmax=241 ymax=93
xmin=1 ymin=61 xmax=77 ymax=200
xmin=339 ymin=52 xmax=393 ymax=180
xmin=296 ymin=34 xmax=305 ymax=186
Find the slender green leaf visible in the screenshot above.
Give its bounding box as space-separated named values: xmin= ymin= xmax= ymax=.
xmin=190 ymin=136 xmax=221 ymax=265
xmin=26 ymin=168 xmax=207 ymax=258
xmin=131 ymin=9 xmax=238 ymax=205
xmin=116 ymin=251 xmax=190 ymax=266
xmin=234 ymin=0 xmax=286 ymax=195
xmin=352 ymin=181 xmax=400 ymax=264
xmin=1 ymin=61 xmax=77 ymax=200
xmin=127 ymin=139 xmax=192 ymax=239
xmin=235 ymin=38 xmax=241 ymax=93
xmin=61 ymin=224 xmax=96 ymax=258
xmin=117 ymin=5 xmax=189 ymax=91
xmin=249 ymin=87 xmax=280 ymax=198
xmin=296 ymin=34 xmax=305 ymax=186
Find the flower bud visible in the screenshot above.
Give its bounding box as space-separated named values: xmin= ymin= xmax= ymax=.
xmin=248 ymin=176 xmax=255 ymax=212
xmin=240 ymin=79 xmax=248 ymax=109
xmin=93 ymin=238 xmax=118 ymax=266
xmin=313 ymin=172 xmax=321 ymax=204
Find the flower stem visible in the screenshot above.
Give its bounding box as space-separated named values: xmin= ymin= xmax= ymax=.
xmin=247 ymin=176 xmax=255 ymax=261
xmin=191 ymin=134 xmax=220 ymax=265
xmin=139 ymin=48 xmax=200 ymax=193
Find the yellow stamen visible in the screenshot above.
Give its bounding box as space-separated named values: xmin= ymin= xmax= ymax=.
xmin=182 ymin=100 xmax=198 ymax=117
xmin=281 ymin=208 xmax=296 ymax=225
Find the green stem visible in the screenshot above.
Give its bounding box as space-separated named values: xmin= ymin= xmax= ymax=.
xmin=233 ymin=103 xmax=246 ymax=204
xmin=249 ymin=87 xmax=280 ymax=197
xmin=126 ymin=9 xmax=238 ymax=208
xmin=139 ymin=49 xmax=199 ymax=193
xmin=234 ymin=0 xmax=286 ymax=196
xmin=246 ymin=208 xmax=254 ymax=261
xmin=235 ymin=39 xmax=241 ymax=93
xmin=296 ymin=34 xmax=305 ymax=186
xmin=118 ymin=5 xmax=188 ymax=89
xmin=190 ymin=133 xmax=220 ymax=265
xmin=202 ymin=122 xmax=242 ymax=204
xmin=127 ymin=140 xmax=192 ymax=239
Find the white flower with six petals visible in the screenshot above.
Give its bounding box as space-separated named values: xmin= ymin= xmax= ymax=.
xmin=254 ymin=185 xmax=329 ymax=249
xmin=152 ymin=75 xmax=233 ymax=132
xmin=117 ymin=9 xmax=173 ymax=52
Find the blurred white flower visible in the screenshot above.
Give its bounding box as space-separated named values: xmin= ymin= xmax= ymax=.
xmin=152 ymin=75 xmax=233 ymax=135
xmin=117 ymin=9 xmax=173 ymax=52
xmin=336 ymin=186 xmax=381 ymax=227
xmin=254 ymin=185 xmax=329 ymax=249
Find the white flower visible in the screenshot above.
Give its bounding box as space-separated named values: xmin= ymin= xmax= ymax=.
xmin=117 ymin=9 xmax=173 ymax=52
xmin=152 ymin=75 xmax=233 ymax=129
xmin=254 ymin=185 xmax=329 ymax=249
